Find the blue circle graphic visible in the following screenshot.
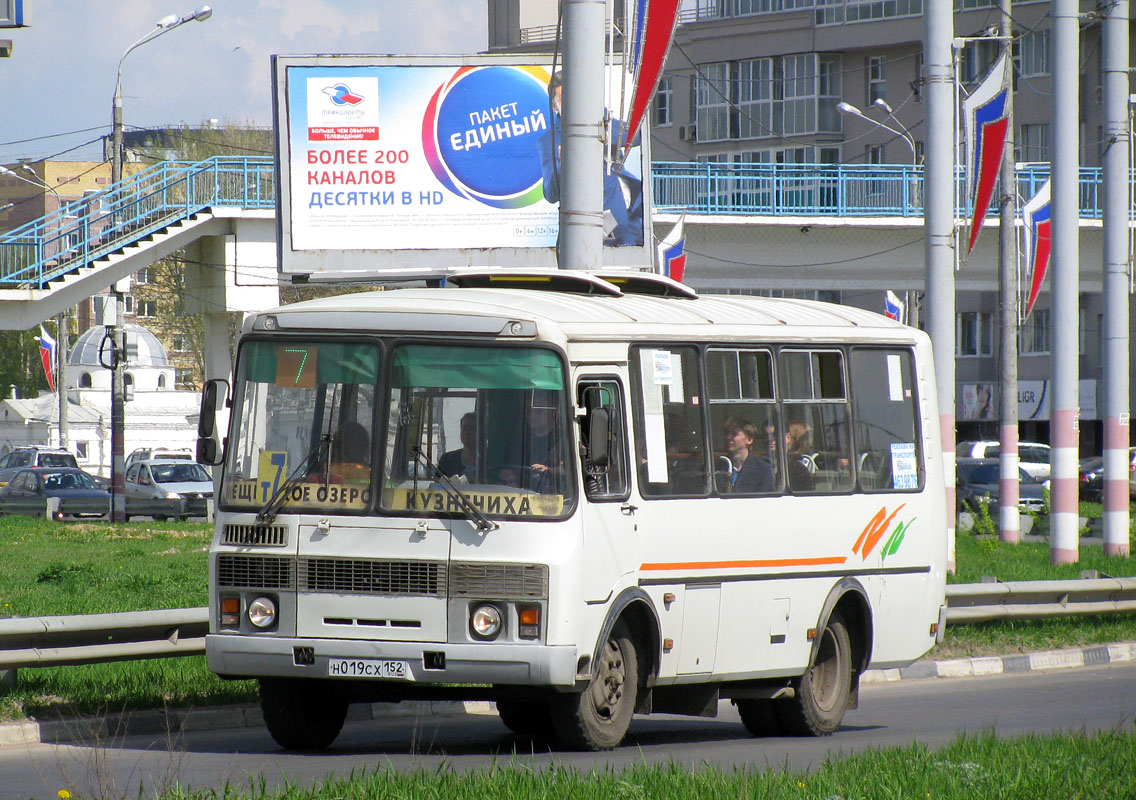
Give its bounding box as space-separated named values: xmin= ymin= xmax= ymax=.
xmin=436 ymin=67 xmax=548 ymax=198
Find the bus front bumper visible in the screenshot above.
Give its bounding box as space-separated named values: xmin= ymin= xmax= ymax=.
xmin=206 ymin=633 xmax=580 ymax=687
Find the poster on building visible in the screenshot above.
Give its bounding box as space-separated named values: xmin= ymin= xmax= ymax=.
xmin=1017 ymin=380 xmax=1097 ymax=421
xmin=272 ymin=55 xmax=652 ymax=279
xmin=960 ymin=383 xmax=996 ymax=421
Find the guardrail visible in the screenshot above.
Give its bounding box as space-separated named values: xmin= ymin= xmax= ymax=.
xmin=1 ymin=576 xmax=1134 ymax=678
xmin=0 ymin=607 xmax=207 ymax=670
xmin=944 ymin=576 xmax=1136 ymax=624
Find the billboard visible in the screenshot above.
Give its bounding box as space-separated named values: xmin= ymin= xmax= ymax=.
xmin=272 ymin=55 xmax=653 ymax=280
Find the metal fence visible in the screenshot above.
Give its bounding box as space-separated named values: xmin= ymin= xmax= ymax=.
xmin=1 ymin=576 xmax=1133 ymax=674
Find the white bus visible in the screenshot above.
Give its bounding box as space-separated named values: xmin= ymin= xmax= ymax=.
xmin=198 ymin=270 xmax=947 ymax=751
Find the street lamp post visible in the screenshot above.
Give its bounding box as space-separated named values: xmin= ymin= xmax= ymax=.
xmin=108 ymin=5 xmax=212 ymax=523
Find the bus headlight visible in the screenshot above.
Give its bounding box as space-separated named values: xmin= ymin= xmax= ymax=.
xmin=470 ymin=604 xmax=503 ymax=640
xmin=247 ymin=596 xmax=277 ymax=629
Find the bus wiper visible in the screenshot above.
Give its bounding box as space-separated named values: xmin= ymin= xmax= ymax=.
xmin=256 ymin=435 xmax=332 ymax=524
xmin=411 ymin=446 xmax=498 ymax=533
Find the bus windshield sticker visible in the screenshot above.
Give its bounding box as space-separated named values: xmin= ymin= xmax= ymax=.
xmin=382 ymin=487 xmax=564 ymax=517
xmin=886 ymin=354 xmax=903 ymax=402
xmin=890 ymin=442 xmax=918 ymax=489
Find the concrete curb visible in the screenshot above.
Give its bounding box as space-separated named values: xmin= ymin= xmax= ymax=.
xmin=862 ymin=641 xmax=1136 ymax=683
xmin=3 ymin=642 xmax=1133 ymax=747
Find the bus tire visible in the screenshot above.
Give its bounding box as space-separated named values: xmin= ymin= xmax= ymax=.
xmin=735 ymin=698 xmax=785 ymax=737
xmin=259 ymin=678 xmax=348 ymax=750
xmin=550 ymin=620 xmax=638 ymax=750
xmin=496 ymin=699 xmax=554 ymax=740
xmin=778 ymin=614 xmax=852 ymax=736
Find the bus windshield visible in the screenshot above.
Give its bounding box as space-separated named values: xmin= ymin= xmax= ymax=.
xmin=222 ymin=339 xmax=381 ymax=513
xmin=379 ymin=343 xmax=573 ymax=520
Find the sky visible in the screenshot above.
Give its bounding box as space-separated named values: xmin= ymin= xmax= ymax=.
xmin=0 ymin=0 xmax=489 ymax=164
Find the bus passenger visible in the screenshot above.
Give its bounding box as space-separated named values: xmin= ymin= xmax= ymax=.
xmin=439 ymin=412 xmax=478 ymax=482
xmin=723 ymin=417 xmax=773 ymax=493
xmin=786 ymin=419 xmax=815 ymax=491
xmin=527 ymin=405 xmax=564 ymax=492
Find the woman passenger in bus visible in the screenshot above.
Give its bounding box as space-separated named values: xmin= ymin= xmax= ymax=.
xmin=785 ymin=419 xmax=815 ymax=491
xmin=723 ymin=417 xmax=774 ymax=493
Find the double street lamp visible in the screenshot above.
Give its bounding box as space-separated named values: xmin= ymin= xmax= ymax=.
xmin=837 ymin=99 xmax=919 ymax=165
xmin=107 ymin=5 xmax=212 ymax=522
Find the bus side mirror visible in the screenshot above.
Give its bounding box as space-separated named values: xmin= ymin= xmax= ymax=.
xmin=587 ymin=408 xmax=610 ymax=469
xmin=197 ymin=378 xmax=228 ymax=466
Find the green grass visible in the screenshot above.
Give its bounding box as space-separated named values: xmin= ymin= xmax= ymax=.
xmin=1 ymin=514 xmax=1136 ymax=721
xmin=142 ymin=730 xmax=1136 ymax=800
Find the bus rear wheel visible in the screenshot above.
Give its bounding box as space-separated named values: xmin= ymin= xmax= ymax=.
xmin=259 ymin=678 xmax=348 ymax=750
xmin=778 ymin=614 xmax=852 ymax=736
xmin=550 ymin=620 xmax=638 ymax=750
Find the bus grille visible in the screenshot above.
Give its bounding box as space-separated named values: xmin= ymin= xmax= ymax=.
xmin=221 ymin=524 xmax=288 ymax=547
xmin=299 ymin=558 xmax=446 ymax=597
xmin=216 ymin=554 xmax=295 ymax=589
xmin=449 ymin=562 xmax=548 ymax=599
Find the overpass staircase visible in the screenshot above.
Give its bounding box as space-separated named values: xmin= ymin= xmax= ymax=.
xmin=0 ymin=156 xmax=275 ymax=329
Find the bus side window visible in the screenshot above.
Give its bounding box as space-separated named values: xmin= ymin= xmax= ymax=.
xmin=780 ymin=349 xmax=853 ymax=494
xmin=631 ymin=346 xmax=710 ymax=497
xmin=850 ymin=348 xmax=921 ymax=492
xmin=578 ymin=380 xmax=630 ymax=501
xmin=706 ymin=348 xmax=781 ymax=496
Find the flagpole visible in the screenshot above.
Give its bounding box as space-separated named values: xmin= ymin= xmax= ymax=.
xmin=56 ymin=311 xmax=68 ymax=451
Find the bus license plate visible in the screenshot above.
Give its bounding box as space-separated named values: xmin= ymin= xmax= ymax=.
xmin=327 ymin=658 xmax=409 ymax=679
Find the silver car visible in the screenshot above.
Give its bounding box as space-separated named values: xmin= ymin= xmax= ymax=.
xmin=124 ymin=459 xmax=214 ymax=521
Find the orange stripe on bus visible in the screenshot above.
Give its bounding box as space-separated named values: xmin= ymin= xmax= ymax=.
xmin=640 ymin=556 xmax=849 ymax=571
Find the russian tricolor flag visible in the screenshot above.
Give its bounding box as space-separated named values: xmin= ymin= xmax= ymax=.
xmin=657 ymin=214 xmax=686 ymax=282
xmin=884 ymin=290 xmax=905 ymax=323
xmin=964 ymin=54 xmax=1011 ymax=256
xmin=36 ymin=325 xmax=56 ymax=393
xmin=1021 ymin=180 xmax=1051 ymax=319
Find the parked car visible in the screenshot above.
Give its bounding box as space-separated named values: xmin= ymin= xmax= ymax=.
xmin=124 ymin=459 xmax=214 ymax=520
xmin=0 ymin=467 xmax=109 ymax=519
xmin=1078 ymin=448 xmax=1136 ymax=502
xmin=0 ymin=447 xmax=79 ymax=487
xmin=956 ymin=457 xmax=1046 ymax=515
xmin=125 ymin=447 xmax=193 ymax=470
xmin=957 ymin=440 xmax=1051 ymax=482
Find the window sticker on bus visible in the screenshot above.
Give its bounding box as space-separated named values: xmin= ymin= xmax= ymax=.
xmin=652 ymin=349 xmax=673 ymax=385
xmin=890 ymin=442 xmax=918 ymax=489
xmin=258 ymin=451 xmax=288 ymax=503
xmin=644 ymin=412 xmax=669 ymax=483
xmin=381 ymin=488 xmax=564 ymax=517
xmin=227 ymin=479 xmax=370 ymax=510
xmin=886 ymin=354 xmax=903 ymax=402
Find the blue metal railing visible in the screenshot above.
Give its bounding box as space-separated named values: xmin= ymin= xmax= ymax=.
xmin=652 ymin=161 xmax=1091 ymax=218
xmin=0 ymin=156 xmax=274 ymax=289
xmin=0 ymin=156 xmax=1116 ymax=291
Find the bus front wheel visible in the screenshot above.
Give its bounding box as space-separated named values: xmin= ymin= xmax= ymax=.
xmin=778 ymin=613 xmax=852 ymax=736
xmin=259 ymin=678 xmax=348 ymax=750
xmin=550 ymin=620 xmax=638 ymax=750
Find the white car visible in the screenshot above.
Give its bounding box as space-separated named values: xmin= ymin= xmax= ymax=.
xmin=124 ymin=459 xmax=214 ymax=520
xmin=957 ymin=440 xmax=1051 ymax=482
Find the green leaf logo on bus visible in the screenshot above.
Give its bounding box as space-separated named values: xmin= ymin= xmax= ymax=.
xmin=853 ymin=504 xmax=915 ymax=561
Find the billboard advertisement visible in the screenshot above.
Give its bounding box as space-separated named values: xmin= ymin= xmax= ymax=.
xmin=273 ymin=55 xmax=652 ymax=279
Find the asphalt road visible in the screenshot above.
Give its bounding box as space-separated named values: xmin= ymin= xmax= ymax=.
xmin=2 ymin=664 xmax=1134 ymax=799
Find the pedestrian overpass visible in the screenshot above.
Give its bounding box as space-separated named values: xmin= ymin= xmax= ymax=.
xmin=0 ymin=156 xmax=1114 ymax=335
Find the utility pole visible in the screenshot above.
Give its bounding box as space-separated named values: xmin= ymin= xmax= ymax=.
xmin=1100 ymin=0 xmax=1130 ymax=556
xmin=558 ymin=0 xmax=606 ymax=270
xmin=924 ymin=0 xmax=957 ymax=570
xmin=996 ymin=0 xmax=1020 ymax=543
xmin=56 ymin=310 xmax=68 ymax=450
xmin=1049 ymin=0 xmax=1080 ymax=563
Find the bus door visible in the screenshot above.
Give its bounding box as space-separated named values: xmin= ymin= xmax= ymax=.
xmin=576 ymin=375 xmax=637 ymax=602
